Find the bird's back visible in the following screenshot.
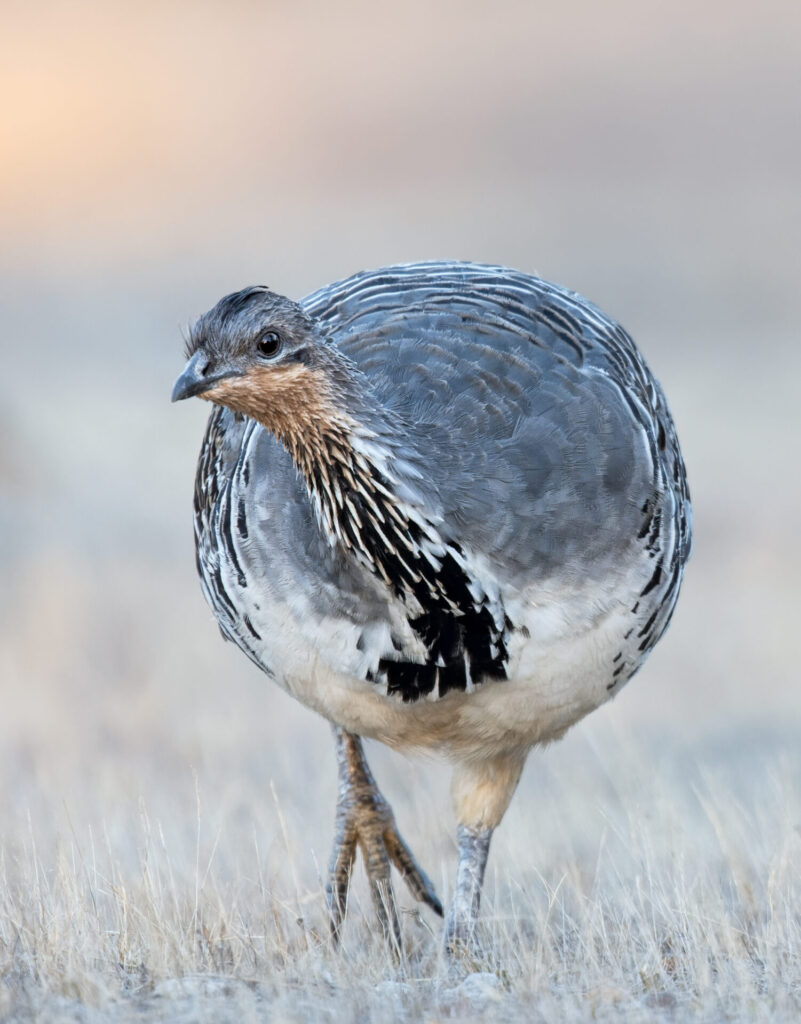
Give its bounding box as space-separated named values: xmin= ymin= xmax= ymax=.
xmin=304 ymin=262 xmax=690 ymax=579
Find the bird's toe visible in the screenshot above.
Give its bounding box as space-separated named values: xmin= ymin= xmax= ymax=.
xmin=326 ymin=783 xmax=441 ymax=954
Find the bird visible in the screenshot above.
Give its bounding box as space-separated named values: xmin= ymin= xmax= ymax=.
xmin=171 ymin=261 xmax=691 ymax=954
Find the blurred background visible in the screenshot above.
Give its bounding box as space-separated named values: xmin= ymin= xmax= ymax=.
xmin=1 ymin=0 xmax=799 ymax=867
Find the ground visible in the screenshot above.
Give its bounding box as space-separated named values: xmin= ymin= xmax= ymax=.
xmin=1 ymin=613 xmax=799 ymax=1024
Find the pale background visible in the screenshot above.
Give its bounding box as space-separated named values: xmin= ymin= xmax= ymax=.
xmin=0 ymin=1 xmax=800 ymax=1015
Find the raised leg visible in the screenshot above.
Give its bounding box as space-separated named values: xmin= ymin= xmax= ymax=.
xmin=326 ymin=727 xmax=443 ymax=952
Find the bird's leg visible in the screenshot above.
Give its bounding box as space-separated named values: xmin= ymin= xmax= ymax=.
xmin=326 ymin=726 xmax=443 ymax=952
xmin=445 ymin=751 xmax=527 ymax=954
xmin=444 ymin=823 xmax=493 ymax=953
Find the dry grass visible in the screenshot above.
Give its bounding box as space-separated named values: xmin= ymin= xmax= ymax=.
xmin=3 ymin=749 xmax=801 ymax=1023
xmin=1 ymin=560 xmax=800 ymax=1024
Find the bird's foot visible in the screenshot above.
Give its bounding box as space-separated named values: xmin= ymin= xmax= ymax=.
xmin=326 ymin=729 xmax=443 ymax=954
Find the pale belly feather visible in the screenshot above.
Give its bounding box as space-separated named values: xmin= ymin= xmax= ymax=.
xmin=229 ymin=558 xmax=649 ymax=764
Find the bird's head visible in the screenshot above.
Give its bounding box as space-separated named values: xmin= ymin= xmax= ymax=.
xmin=172 ymin=286 xmax=349 ymax=444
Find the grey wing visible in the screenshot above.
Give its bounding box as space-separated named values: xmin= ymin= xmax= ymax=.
xmin=303 ymin=262 xmax=678 ymax=583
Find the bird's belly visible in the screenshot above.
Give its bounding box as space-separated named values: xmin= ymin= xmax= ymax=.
xmin=229 ymin=562 xmax=651 ymax=761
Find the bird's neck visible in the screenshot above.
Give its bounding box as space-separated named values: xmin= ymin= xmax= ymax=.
xmin=260 ymin=353 xmax=441 ymax=596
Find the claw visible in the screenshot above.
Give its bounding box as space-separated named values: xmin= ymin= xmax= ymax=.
xmin=326 ymin=728 xmax=442 ymax=953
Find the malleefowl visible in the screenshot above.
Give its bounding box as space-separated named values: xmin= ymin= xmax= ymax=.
xmin=171 ymin=262 xmax=692 ymax=952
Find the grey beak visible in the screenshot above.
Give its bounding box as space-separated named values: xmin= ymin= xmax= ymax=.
xmin=171 ymin=350 xmax=212 ymax=403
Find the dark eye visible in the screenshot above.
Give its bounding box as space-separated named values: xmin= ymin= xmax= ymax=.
xmin=256 ymin=330 xmax=282 ymax=358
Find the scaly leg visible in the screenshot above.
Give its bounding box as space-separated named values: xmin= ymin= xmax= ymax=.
xmin=326 ymin=727 xmax=443 ymax=952
xmin=444 ymin=824 xmax=493 ymax=953
xmin=445 ymin=751 xmax=527 ymax=954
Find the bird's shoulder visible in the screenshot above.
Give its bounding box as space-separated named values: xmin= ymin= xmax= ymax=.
xmin=302 ymin=261 xmax=646 ymax=388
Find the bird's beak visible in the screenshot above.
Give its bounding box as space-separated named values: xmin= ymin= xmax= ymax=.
xmin=172 ymin=351 xmax=210 ymax=402
xmin=171 ymin=350 xmax=243 ymax=403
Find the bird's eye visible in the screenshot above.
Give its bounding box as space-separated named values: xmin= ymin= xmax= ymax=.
xmin=256 ymin=330 xmax=282 ymax=358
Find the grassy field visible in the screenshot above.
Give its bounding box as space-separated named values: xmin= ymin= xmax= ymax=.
xmin=1 ymin=558 xmax=800 ymax=1024
xmin=2 ymin=715 xmax=800 ymax=1022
